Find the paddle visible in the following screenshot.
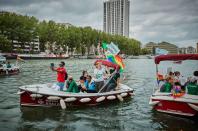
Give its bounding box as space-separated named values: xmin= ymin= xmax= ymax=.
xmin=98 ymin=71 xmax=117 ymax=93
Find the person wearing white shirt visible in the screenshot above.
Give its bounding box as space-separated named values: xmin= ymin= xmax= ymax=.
xmin=93 ymin=62 xmax=107 ymax=92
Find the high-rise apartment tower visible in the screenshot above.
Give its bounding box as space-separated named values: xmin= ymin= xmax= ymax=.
xmin=103 ymin=0 xmax=130 ymax=37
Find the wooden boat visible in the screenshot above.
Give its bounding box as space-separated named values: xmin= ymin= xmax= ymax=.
xmin=149 ymin=54 xmax=198 ymax=116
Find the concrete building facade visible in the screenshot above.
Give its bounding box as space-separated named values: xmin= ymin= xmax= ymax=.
xmin=13 ymin=36 xmax=40 ymax=53
xmin=197 ymin=42 xmax=198 ymax=53
xmin=144 ymin=41 xmax=178 ymax=54
xmin=103 ymin=0 xmax=130 ymax=37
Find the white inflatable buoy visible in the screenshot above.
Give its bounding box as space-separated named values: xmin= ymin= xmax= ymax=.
xmin=47 ymin=96 xmax=61 ymax=100
xmin=60 ymin=99 xmax=66 ymax=109
xmin=30 ymin=94 xmax=43 ymax=98
xmin=80 ymin=98 xmax=91 ymax=103
xmin=120 ymin=93 xmax=128 ymax=97
xmin=64 ymin=97 xmax=77 ymax=102
xmin=96 ymin=96 xmax=105 ymax=103
xmin=117 ymin=95 xmax=123 ymax=102
xmin=107 ymin=95 xmax=116 ymax=100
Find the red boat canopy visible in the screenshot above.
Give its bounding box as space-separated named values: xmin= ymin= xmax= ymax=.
xmin=155 ymin=54 xmax=198 ymax=64
xmin=94 ymin=60 xmax=120 ymax=70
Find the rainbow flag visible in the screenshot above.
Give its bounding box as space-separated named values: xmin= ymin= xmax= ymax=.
xmin=107 ymin=54 xmax=125 ymax=72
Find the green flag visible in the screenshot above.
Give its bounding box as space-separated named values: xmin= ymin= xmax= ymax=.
xmin=102 ymin=42 xmax=108 ymax=49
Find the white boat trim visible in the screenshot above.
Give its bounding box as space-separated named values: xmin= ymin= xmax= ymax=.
xmin=19 ymin=83 xmax=133 ymax=98
xmin=149 ymin=99 xmax=160 ymax=106
xmin=156 ymin=109 xmax=195 ymax=116
xmin=188 ymin=103 xmax=198 ymax=111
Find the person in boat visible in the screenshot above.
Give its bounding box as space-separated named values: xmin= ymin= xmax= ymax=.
xmin=186 ymin=71 xmax=198 ymax=95
xmin=174 ymin=71 xmax=181 ymax=83
xmin=93 ymin=61 xmax=107 ymax=92
xmin=51 ymin=61 xmax=67 ymax=91
xmin=165 ymin=71 xmax=174 ymax=81
xmin=6 ymin=61 xmax=12 ymax=68
xmin=85 ymin=75 xmax=97 ymax=93
xmin=103 ymin=69 xmax=121 ymax=92
xmin=81 ymin=70 xmax=88 ymax=82
xmin=160 ymin=76 xmax=173 ymax=93
xmin=172 ymin=82 xmax=182 ymax=94
xmin=66 ymin=76 xmax=79 ymax=93
xmin=78 ymin=76 xmax=87 ymax=92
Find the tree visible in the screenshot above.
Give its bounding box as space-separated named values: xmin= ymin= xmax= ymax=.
xmin=0 ymin=35 xmax=12 ymax=52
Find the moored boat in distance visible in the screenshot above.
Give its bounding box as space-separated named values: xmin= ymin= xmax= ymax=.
xmin=0 ymin=55 xmax=20 ymax=76
xmin=149 ymin=54 xmax=198 ymax=117
xmin=2 ymin=53 xmax=69 ymax=60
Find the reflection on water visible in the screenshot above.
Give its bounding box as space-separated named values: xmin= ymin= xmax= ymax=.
xmin=0 ymin=59 xmax=197 ymax=130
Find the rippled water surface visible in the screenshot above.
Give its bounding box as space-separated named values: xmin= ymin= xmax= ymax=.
xmin=0 ymin=59 xmax=198 ymax=131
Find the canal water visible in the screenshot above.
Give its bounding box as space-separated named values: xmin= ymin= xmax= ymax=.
xmin=0 ymin=59 xmax=197 ymax=131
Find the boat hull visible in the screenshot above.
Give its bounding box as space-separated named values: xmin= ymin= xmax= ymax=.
xmin=0 ymin=68 xmax=20 ymax=76
xmin=150 ymin=93 xmax=198 ymax=116
xmin=19 ymin=84 xmax=134 ymax=108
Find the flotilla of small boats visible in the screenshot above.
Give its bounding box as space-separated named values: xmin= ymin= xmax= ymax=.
xmin=1 ymin=52 xmax=198 ymax=117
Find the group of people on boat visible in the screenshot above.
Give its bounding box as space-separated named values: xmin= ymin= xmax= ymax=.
xmin=159 ymin=70 xmax=198 ymax=95
xmin=0 ymin=61 xmax=12 ymax=68
xmin=51 ymin=61 xmax=121 ymax=93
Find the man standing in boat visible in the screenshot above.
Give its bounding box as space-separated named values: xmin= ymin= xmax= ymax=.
xmin=51 ymin=61 xmax=67 ymax=91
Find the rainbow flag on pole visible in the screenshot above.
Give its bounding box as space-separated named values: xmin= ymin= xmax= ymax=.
xmin=107 ymin=54 xmax=125 ymax=72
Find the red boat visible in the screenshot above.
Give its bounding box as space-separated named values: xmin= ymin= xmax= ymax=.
xmin=18 ymin=60 xmax=134 ymax=109
xmin=149 ymin=54 xmax=198 ymax=117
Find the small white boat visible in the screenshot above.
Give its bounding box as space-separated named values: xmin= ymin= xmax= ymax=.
xmin=0 ymin=55 xmax=20 ymax=76
xmin=18 ymin=83 xmax=134 ymax=108
xmin=18 ymin=59 xmax=134 ymax=109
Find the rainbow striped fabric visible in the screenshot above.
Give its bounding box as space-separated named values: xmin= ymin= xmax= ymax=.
xmin=107 ymin=54 xmax=125 ymax=72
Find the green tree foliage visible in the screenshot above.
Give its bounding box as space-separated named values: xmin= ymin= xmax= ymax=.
xmin=141 ymin=48 xmax=151 ymax=55
xmin=0 ymin=11 xmax=142 ymax=55
xmin=0 ymin=35 xmax=12 ymax=52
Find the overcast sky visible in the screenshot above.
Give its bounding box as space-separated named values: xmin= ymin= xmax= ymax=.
xmin=0 ymin=0 xmax=198 ymax=47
